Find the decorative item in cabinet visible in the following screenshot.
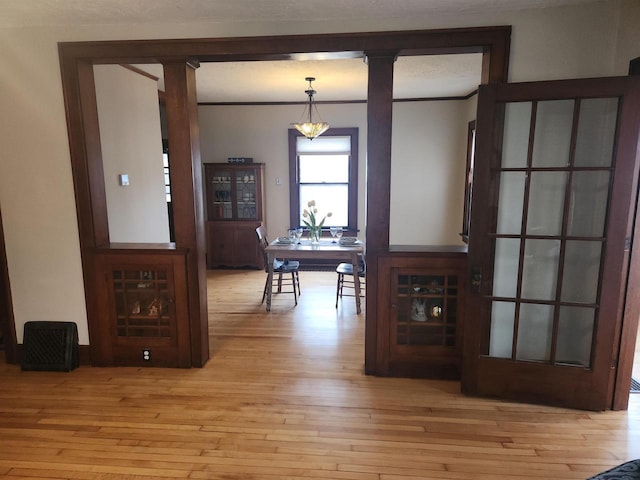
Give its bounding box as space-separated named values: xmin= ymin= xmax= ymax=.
xmin=204 ymin=163 xmax=264 ymax=222
xmin=209 ymin=172 xmax=233 ymax=220
xmin=396 ymin=274 xmax=458 ymax=348
xmin=112 ymin=268 xmax=173 ymax=339
xmin=236 ymin=172 xmax=257 ymax=220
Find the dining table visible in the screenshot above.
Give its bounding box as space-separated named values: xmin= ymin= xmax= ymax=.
xmin=264 ymin=238 xmax=365 ymax=313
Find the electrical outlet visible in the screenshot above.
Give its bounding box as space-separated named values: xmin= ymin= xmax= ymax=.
xmin=142 ymin=348 xmax=151 ymax=361
xmin=275 ymin=177 xmax=282 ymax=185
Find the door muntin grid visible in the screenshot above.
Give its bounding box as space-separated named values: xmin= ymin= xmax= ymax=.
xmin=112 ymin=268 xmax=173 ymax=338
xmin=396 ymin=273 xmax=458 ymax=347
xmin=485 ymin=97 xmax=619 ymax=367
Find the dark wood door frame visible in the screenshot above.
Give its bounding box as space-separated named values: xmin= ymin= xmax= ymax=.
xmin=0 ymin=207 xmax=18 ymax=363
xmin=58 ymin=27 xmax=511 ymax=370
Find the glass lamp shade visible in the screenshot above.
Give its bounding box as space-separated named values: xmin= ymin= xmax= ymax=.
xmin=292 ymin=78 xmax=330 ymax=140
xmin=293 ymin=121 xmax=330 ymax=139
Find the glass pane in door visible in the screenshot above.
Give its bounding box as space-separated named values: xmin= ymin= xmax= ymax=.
xmin=489 ymin=301 xmax=515 ymax=358
xmin=561 ymin=240 xmax=602 ymax=304
xmin=520 ymin=239 xmax=560 ymax=301
xmin=556 ymin=306 xmax=595 ymax=367
xmin=532 ymin=100 xmax=574 ymax=167
xmin=493 ymin=238 xmax=520 ymax=298
xmin=502 ymin=102 xmax=532 ymax=168
xmin=574 ymin=98 xmax=618 ymax=168
xmin=516 ymin=303 xmax=554 ymax=362
xmin=567 ymin=171 xmax=611 ymax=237
xmin=496 ymin=172 xmax=526 ymax=234
xmin=526 ymin=171 xmax=567 ymax=235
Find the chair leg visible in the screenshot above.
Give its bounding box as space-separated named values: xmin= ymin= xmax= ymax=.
xmin=266 ymin=270 xmax=301 ymax=307
xmin=335 ymin=273 xmax=343 ymax=308
xmin=261 ymin=275 xmax=269 ymax=304
xmin=291 ymin=272 xmax=298 ymax=305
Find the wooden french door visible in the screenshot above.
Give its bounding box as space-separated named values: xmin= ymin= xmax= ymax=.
xmin=462 ymin=76 xmax=640 ymax=411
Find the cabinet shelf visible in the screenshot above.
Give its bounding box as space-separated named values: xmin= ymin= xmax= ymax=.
xmin=397 ymin=319 xmax=456 ymax=326
xmin=397 ymin=293 xmax=456 ymax=299
xmin=117 ymin=314 xmax=170 ymax=320
xmin=113 ymin=283 xmax=167 ymax=290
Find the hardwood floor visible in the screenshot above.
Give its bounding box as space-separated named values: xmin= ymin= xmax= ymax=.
xmin=0 ymin=269 xmax=638 ymax=479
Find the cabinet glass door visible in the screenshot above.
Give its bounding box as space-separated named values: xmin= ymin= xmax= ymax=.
xmin=210 ymin=170 xmax=232 ymax=220
xmin=395 ymin=273 xmax=458 ymax=347
xmin=235 ymin=168 xmax=258 ymax=220
xmin=112 ymin=268 xmax=173 ymax=339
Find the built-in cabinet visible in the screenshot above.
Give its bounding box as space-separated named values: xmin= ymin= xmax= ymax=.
xmin=204 ymin=163 xmax=265 ymax=269
xmin=377 ymin=249 xmax=467 ymax=379
xmin=94 ymin=247 xmax=191 ymax=367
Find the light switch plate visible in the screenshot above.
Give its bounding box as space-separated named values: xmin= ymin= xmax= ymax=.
xmin=118 ymin=174 xmax=129 ymax=186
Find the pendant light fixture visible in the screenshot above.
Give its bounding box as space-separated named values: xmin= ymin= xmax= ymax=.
xmin=292 ymin=77 xmax=330 ymax=140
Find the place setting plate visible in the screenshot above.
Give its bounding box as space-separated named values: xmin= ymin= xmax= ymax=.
xmin=276 ymin=236 xmax=294 ymax=244
xmin=339 ymin=237 xmax=359 ymax=245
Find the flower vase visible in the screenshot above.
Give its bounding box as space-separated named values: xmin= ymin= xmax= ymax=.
xmin=309 ymin=227 xmax=321 ymax=244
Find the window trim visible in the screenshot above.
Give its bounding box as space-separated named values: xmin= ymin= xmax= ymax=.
xmin=288 ymin=127 xmax=359 ymax=233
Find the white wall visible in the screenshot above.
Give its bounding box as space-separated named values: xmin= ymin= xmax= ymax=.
xmin=613 ymin=0 xmax=640 ymax=74
xmin=0 ymin=28 xmax=88 ymax=342
xmin=390 ymin=101 xmax=469 ymax=245
xmin=199 ymin=100 xmax=472 ymax=246
xmin=466 ymin=94 xmax=478 ymax=123
xmin=94 ymin=65 xmax=170 ymax=244
xmin=198 ymin=103 xmax=368 ymax=239
xmin=0 ymin=0 xmax=636 ymax=344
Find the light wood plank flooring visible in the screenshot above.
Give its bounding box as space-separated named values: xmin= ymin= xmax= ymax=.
xmin=0 ymin=269 xmax=638 ymax=479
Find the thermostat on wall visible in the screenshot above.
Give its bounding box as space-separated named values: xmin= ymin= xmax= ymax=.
xmin=118 ymin=174 xmax=130 ymax=186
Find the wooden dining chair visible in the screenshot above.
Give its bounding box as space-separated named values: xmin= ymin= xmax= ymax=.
xmin=335 ymin=256 xmax=365 ymax=308
xmin=255 ymin=226 xmax=301 ymax=306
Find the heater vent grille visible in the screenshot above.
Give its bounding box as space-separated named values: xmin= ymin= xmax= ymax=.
xmin=22 ymin=321 xmax=79 ymax=372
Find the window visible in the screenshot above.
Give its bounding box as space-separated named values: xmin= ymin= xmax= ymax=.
xmin=288 ymin=128 xmax=358 ymax=233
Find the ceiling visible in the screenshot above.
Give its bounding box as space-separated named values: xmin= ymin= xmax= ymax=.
xmin=144 ymin=54 xmax=484 ymax=103
xmin=3 ymin=0 xmax=602 ymax=102
xmin=0 ymin=0 xmax=602 ymax=27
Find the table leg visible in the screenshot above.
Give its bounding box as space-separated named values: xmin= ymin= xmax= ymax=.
xmin=266 ymin=252 xmax=274 ymax=311
xmin=351 ymin=252 xmax=362 ymax=314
